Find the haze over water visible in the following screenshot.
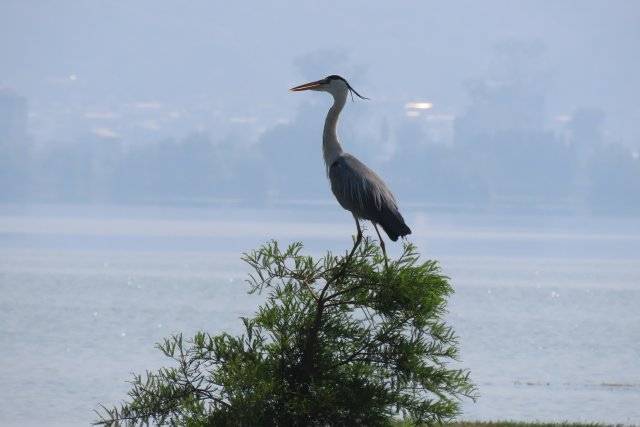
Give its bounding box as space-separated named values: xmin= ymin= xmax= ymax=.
xmin=2 ymin=1 xmax=640 ymax=425
xmin=1 ymin=203 xmax=639 ymax=426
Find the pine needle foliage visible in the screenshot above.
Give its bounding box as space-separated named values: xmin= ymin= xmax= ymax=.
xmin=95 ymin=238 xmax=476 ymax=426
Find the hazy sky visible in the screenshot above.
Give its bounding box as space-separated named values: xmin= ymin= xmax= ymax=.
xmin=1 ymin=1 xmax=639 ymax=145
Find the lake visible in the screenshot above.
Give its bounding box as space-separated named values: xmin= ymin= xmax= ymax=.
xmin=0 ymin=203 xmax=638 ymax=425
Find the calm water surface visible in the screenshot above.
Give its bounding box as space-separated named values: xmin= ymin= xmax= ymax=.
xmin=1 ymin=203 xmax=639 ymax=425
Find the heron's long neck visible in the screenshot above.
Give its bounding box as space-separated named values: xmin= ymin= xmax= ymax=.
xmin=322 ymin=94 xmax=346 ymax=169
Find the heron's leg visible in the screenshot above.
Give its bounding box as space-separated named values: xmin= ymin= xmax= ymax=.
xmin=353 ymin=214 xmax=363 ymax=246
xmin=372 ymin=222 xmax=388 ymax=267
xmin=347 ymin=215 xmax=363 ymax=260
xmin=327 ymin=215 xmax=362 ymax=294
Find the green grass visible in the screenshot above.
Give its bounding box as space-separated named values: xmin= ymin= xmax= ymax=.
xmin=447 ymin=422 xmax=610 ymax=427
xmin=394 ymin=422 xmax=618 ymax=427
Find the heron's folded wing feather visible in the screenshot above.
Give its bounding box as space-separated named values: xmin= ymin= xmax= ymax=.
xmin=329 ymin=154 xmax=398 ymax=217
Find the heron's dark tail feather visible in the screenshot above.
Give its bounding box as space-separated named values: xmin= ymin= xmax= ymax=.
xmin=379 ymin=207 xmax=411 ymax=242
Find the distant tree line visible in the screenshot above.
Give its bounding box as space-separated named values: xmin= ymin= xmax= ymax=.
xmin=1 ymin=75 xmax=638 ymax=213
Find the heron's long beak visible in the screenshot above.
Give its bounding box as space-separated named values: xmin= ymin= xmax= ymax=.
xmin=290 ymin=79 xmax=324 ymax=92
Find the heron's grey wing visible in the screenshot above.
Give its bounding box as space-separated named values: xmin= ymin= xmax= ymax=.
xmin=329 ymin=154 xmax=394 ymax=215
xmin=329 ymin=154 xmax=411 ymax=241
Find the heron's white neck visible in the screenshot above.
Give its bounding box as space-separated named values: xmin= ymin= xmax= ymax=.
xmin=322 ymin=91 xmax=347 ymax=169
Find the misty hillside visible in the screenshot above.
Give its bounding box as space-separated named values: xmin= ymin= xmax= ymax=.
xmin=1 ymin=1 xmax=639 ymax=213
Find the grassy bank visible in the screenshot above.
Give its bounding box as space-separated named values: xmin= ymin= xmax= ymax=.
xmin=394 ymin=422 xmax=615 ymax=427
xmin=447 ymin=421 xmax=605 ymax=427
xmin=448 ymin=422 xmax=607 ymax=427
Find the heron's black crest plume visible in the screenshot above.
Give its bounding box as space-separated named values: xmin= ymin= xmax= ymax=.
xmin=326 ymin=74 xmax=369 ymax=101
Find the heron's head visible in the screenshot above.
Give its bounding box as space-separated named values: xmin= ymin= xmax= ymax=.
xmin=290 ymin=75 xmax=368 ymax=101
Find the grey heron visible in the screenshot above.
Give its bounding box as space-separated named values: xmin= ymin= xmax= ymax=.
xmin=290 ymin=75 xmax=411 ymax=259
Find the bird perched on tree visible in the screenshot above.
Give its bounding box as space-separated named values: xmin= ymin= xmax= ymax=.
xmin=290 ymin=75 xmax=411 ymax=258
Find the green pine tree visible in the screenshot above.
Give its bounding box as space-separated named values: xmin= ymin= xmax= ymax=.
xmin=95 ymin=238 xmax=476 ymax=426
